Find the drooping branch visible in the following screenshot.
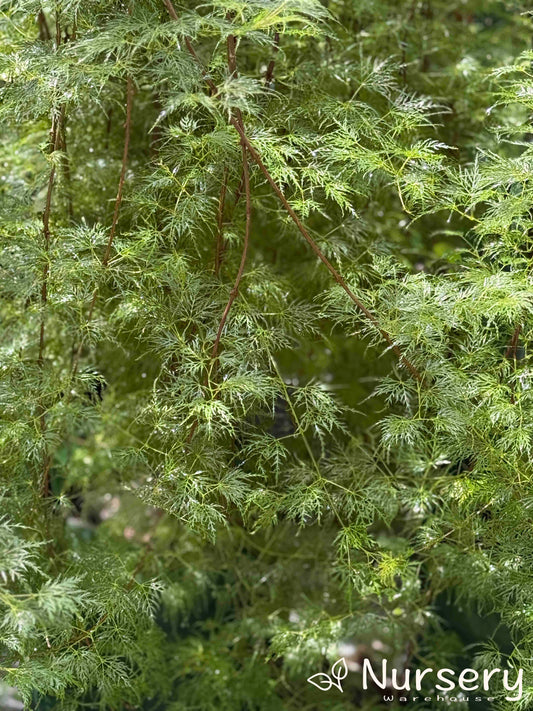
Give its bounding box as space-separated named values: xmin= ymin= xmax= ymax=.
xmin=186 ymin=29 xmax=253 ymax=443
xmin=227 ymin=28 xmax=238 ymax=79
xmin=103 ymin=78 xmax=134 ymax=270
xmin=162 ymin=0 xmax=423 ymax=383
xmin=213 ymin=26 xmax=251 ymax=357
xmin=226 ymin=27 xmax=247 ymax=212
xmin=233 ymin=29 xmax=277 ymax=208
xmin=212 ymin=27 xmax=244 ymax=275
xmin=233 ymin=169 xmax=245 ymax=207
xmin=212 ymin=143 xmax=251 ymax=372
xmin=186 ymin=144 xmax=251 ymax=445
xmin=163 ymin=0 xmax=217 ymax=93
xmin=226 ymin=26 xmax=245 ymax=137
xmin=229 ymin=125 xmax=424 ymax=379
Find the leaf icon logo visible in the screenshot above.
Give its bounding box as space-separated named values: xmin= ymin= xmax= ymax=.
xmin=307 ymin=657 xmax=348 ymax=692
xmin=307 ymin=672 xmax=334 ymax=692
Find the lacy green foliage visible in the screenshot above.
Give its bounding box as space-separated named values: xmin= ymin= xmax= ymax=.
xmin=1 ymin=1 xmax=533 ymax=709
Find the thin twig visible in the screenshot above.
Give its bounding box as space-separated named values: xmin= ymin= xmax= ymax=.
xmin=40 ymin=47 xmax=133 ymax=507
xmin=214 ymin=167 xmax=229 ymax=276
xmin=37 ymin=10 xmax=51 ymax=40
xmin=125 ymin=509 xmax=164 ymax=591
xmin=103 ymin=78 xmax=134 ymax=270
xmin=38 ymin=108 xmax=64 ymax=368
xmin=104 ymin=107 xmax=113 ymax=152
xmin=233 ymin=168 xmax=245 ymax=207
xmin=505 ymin=325 xmax=521 ymax=361
xmin=505 ymin=324 xmax=522 ymax=405
xmin=213 ymin=26 xmax=244 ymax=269
xmin=186 ymin=147 xmax=251 ymax=445
xmin=232 ymin=124 xmax=422 ymax=379
xmin=71 ymin=76 xmax=134 ymax=378
xmin=38 ymin=103 xmax=66 ymax=499
xmin=186 ymin=29 xmax=253 ymax=443
xmin=60 ymin=117 xmax=74 ymax=220
xmin=163 ymin=0 xmax=218 ymax=94
xmin=264 ymin=31 xmax=280 ymax=86
xmin=55 ymin=8 xmax=61 ymax=47
xmin=235 ymin=31 xmax=273 ymax=210
xmin=211 ymin=28 xmax=249 ymax=371
xmin=227 ymin=28 xmax=238 ymax=78
xmin=162 ymin=0 xmax=423 ymax=384
xmin=36 ymin=3 xmax=64 ymax=501
xmin=235 ymin=119 xmax=420 ymax=380
xmin=211 ymin=142 xmax=251 ymax=372
xmin=226 ymin=27 xmax=245 ymax=133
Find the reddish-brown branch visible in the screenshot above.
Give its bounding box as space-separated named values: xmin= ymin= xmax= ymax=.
xmin=238 ymin=31 xmax=275 ymax=203
xmin=55 ymin=10 xmax=61 ymax=46
xmin=232 ymin=121 xmax=421 ymax=380
xmin=227 ymin=31 xmax=237 ymax=78
xmin=71 ymin=76 xmax=134 ymax=378
xmin=38 ymin=10 xmax=51 ymax=40
xmin=212 ymin=144 xmax=251 ymax=369
xmin=38 ymin=57 xmax=66 ymax=498
xmin=104 ymin=77 xmax=134 ymax=269
xmin=230 ymin=123 xmax=421 ymax=373
xmin=265 ymin=31 xmax=280 ymax=86
xmin=151 ymin=98 xmax=163 ymax=158
xmin=38 ymin=110 xmax=63 ymax=369
xmin=209 ymin=32 xmax=250 ymax=367
xmin=214 ymin=167 xmax=229 ymax=276
xmin=162 ymin=0 xmax=422 ymax=384
xmin=227 ymin=27 xmax=247 ymax=210
xmin=186 ymin=147 xmax=251 ymax=444
xmin=185 ymin=26 xmax=253 ymax=443
xmin=163 ymin=0 xmax=218 ymax=95
xmin=505 ymin=325 xmax=521 ymax=361
xmin=104 ymin=108 xmax=113 ymax=151
xmin=226 ymin=29 xmax=245 ymax=134
xmin=186 ymin=419 xmax=199 ymax=443
xmin=40 ymin=457 xmax=51 ymax=498
xmin=505 ymin=324 xmax=522 ymax=405
xmin=60 ymin=117 xmax=74 ymax=220
xmin=213 ymin=29 xmax=244 ymax=274
xmin=233 ymin=169 xmax=245 ymax=206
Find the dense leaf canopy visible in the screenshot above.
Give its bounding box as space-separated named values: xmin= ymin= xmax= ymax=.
xmin=1 ymin=1 xmax=533 ymax=709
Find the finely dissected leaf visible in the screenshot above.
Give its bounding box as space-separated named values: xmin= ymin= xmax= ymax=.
xmin=2 ymin=1 xmax=533 ymax=710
